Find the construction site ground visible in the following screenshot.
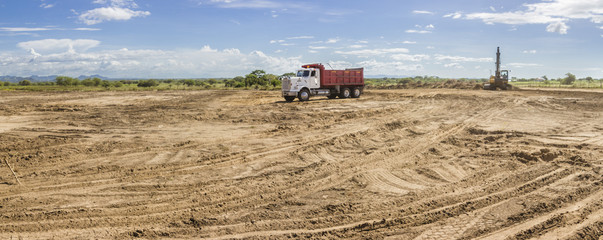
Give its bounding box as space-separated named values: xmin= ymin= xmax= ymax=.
xmin=0 ymin=88 xmax=601 ymax=239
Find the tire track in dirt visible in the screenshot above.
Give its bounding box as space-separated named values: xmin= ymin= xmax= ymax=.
xmin=1 ymin=89 xmax=602 ymax=239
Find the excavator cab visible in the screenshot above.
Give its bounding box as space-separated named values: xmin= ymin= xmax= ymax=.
xmin=501 ymin=70 xmax=508 ymax=81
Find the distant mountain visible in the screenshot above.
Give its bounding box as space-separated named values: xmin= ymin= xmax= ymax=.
xmin=77 ymin=74 xmax=107 ymax=80
xmin=0 ymin=75 xmax=109 ymax=83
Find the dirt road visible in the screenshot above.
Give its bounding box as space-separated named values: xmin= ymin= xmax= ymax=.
xmin=0 ymin=88 xmax=601 ymax=239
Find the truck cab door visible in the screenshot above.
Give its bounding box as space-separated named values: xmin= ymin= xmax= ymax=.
xmin=309 ymin=70 xmax=320 ymax=89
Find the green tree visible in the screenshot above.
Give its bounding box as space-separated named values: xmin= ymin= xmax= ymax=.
xmin=101 ymin=80 xmax=112 ymax=88
xmin=113 ymin=81 xmax=123 ymax=88
xmin=18 ymin=80 xmax=32 ymax=86
xmin=585 ymin=76 xmax=593 ymax=83
xmin=562 ymin=73 xmax=576 ymax=85
xmin=92 ymin=77 xmax=102 ymax=86
xmin=245 ymin=73 xmax=258 ymax=87
xmin=250 ymin=70 xmax=266 ymax=78
xmin=183 ymin=79 xmax=195 ymax=86
xmin=270 ymin=78 xmax=281 ymax=87
xmin=81 ymin=78 xmax=95 ymax=86
xmin=280 ymin=72 xmax=295 ymax=78
xmin=55 ymin=76 xmax=78 ymax=86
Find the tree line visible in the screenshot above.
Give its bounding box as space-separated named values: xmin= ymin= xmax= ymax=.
xmin=0 ymin=70 xmax=294 ymax=89
xmin=1 ymin=71 xmax=600 ymax=89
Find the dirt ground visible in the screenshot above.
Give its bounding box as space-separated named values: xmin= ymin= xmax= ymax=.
xmin=0 ymin=88 xmax=601 ymax=239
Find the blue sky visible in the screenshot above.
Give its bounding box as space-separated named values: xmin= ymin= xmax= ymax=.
xmin=0 ymin=0 xmax=601 ymax=78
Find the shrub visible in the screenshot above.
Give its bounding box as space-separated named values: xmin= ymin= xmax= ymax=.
xmin=137 ymin=79 xmax=159 ymax=87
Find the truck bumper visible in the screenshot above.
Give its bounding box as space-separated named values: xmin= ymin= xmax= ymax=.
xmin=282 ymin=91 xmax=298 ymax=97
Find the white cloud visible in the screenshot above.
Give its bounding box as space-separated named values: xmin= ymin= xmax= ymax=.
xmin=17 ymin=39 xmax=100 ymax=54
xmin=522 ymin=50 xmax=537 ymax=54
xmin=434 ymin=54 xmax=492 ymax=62
xmin=489 ymin=6 xmax=496 ymax=12
xmin=326 ymin=38 xmax=340 ymax=44
xmin=464 ymin=0 xmax=603 ymax=34
xmin=1 ymin=27 xmax=101 ymax=32
xmin=443 ymin=12 xmax=463 ymax=19
xmin=406 ymin=29 xmax=431 ymax=34
xmin=200 ymin=45 xmax=218 ymax=52
xmin=546 ymin=21 xmax=569 ymax=34
xmin=269 ymin=40 xmax=285 ymax=44
xmin=406 ymin=24 xmax=434 ymax=34
xmin=29 ymin=48 xmax=42 ymax=61
xmin=309 ymin=46 xmax=328 ymax=50
xmin=78 ymin=0 xmax=149 ymax=25
xmin=0 ymin=27 xmax=52 ymax=32
xmin=79 ymin=7 xmax=150 ymax=25
xmin=74 ymin=28 xmax=102 ymax=31
xmin=413 ymin=10 xmax=434 ymax=15
xmin=287 ymin=36 xmax=314 ymax=40
xmin=40 ymin=3 xmax=55 ymax=8
xmin=334 ymin=48 xmax=409 ymax=56
xmin=444 ymin=63 xmax=463 ymax=69
xmin=402 ymin=41 xmax=416 ymax=44
xmin=349 ymin=45 xmax=364 ymax=49
xmin=391 ymin=54 xmax=430 ymax=62
xmin=508 ymin=63 xmax=543 ymax=68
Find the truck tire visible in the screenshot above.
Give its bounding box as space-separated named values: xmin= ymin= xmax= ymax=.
xmin=298 ymin=89 xmax=310 ymax=102
xmin=351 ymin=87 xmax=361 ymax=98
xmin=339 ymin=88 xmax=351 ymax=98
xmin=284 ymin=96 xmax=296 ymax=102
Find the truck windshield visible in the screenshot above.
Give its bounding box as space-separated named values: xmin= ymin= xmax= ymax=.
xmin=297 ymin=70 xmax=310 ymax=77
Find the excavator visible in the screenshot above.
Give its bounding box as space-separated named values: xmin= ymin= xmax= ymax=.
xmin=484 ymin=47 xmax=511 ymax=90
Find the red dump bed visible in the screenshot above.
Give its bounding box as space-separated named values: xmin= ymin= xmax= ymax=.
xmin=302 ymin=64 xmax=364 ymax=87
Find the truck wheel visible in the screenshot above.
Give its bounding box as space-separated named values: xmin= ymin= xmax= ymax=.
xmin=339 ymin=88 xmax=351 ymax=98
xmin=351 ymin=88 xmax=361 ymax=98
xmin=298 ymin=89 xmax=310 ymax=102
xmin=284 ymin=96 xmax=296 ymax=102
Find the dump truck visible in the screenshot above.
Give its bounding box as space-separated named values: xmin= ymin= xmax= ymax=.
xmin=484 ymin=47 xmax=511 ymax=90
xmin=281 ymin=63 xmax=364 ymax=102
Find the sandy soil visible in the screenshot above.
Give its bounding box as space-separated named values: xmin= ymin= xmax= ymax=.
xmin=0 ymin=88 xmax=601 ymax=239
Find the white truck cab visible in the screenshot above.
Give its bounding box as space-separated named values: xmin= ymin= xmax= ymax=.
xmin=282 ymin=67 xmax=322 ymax=101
